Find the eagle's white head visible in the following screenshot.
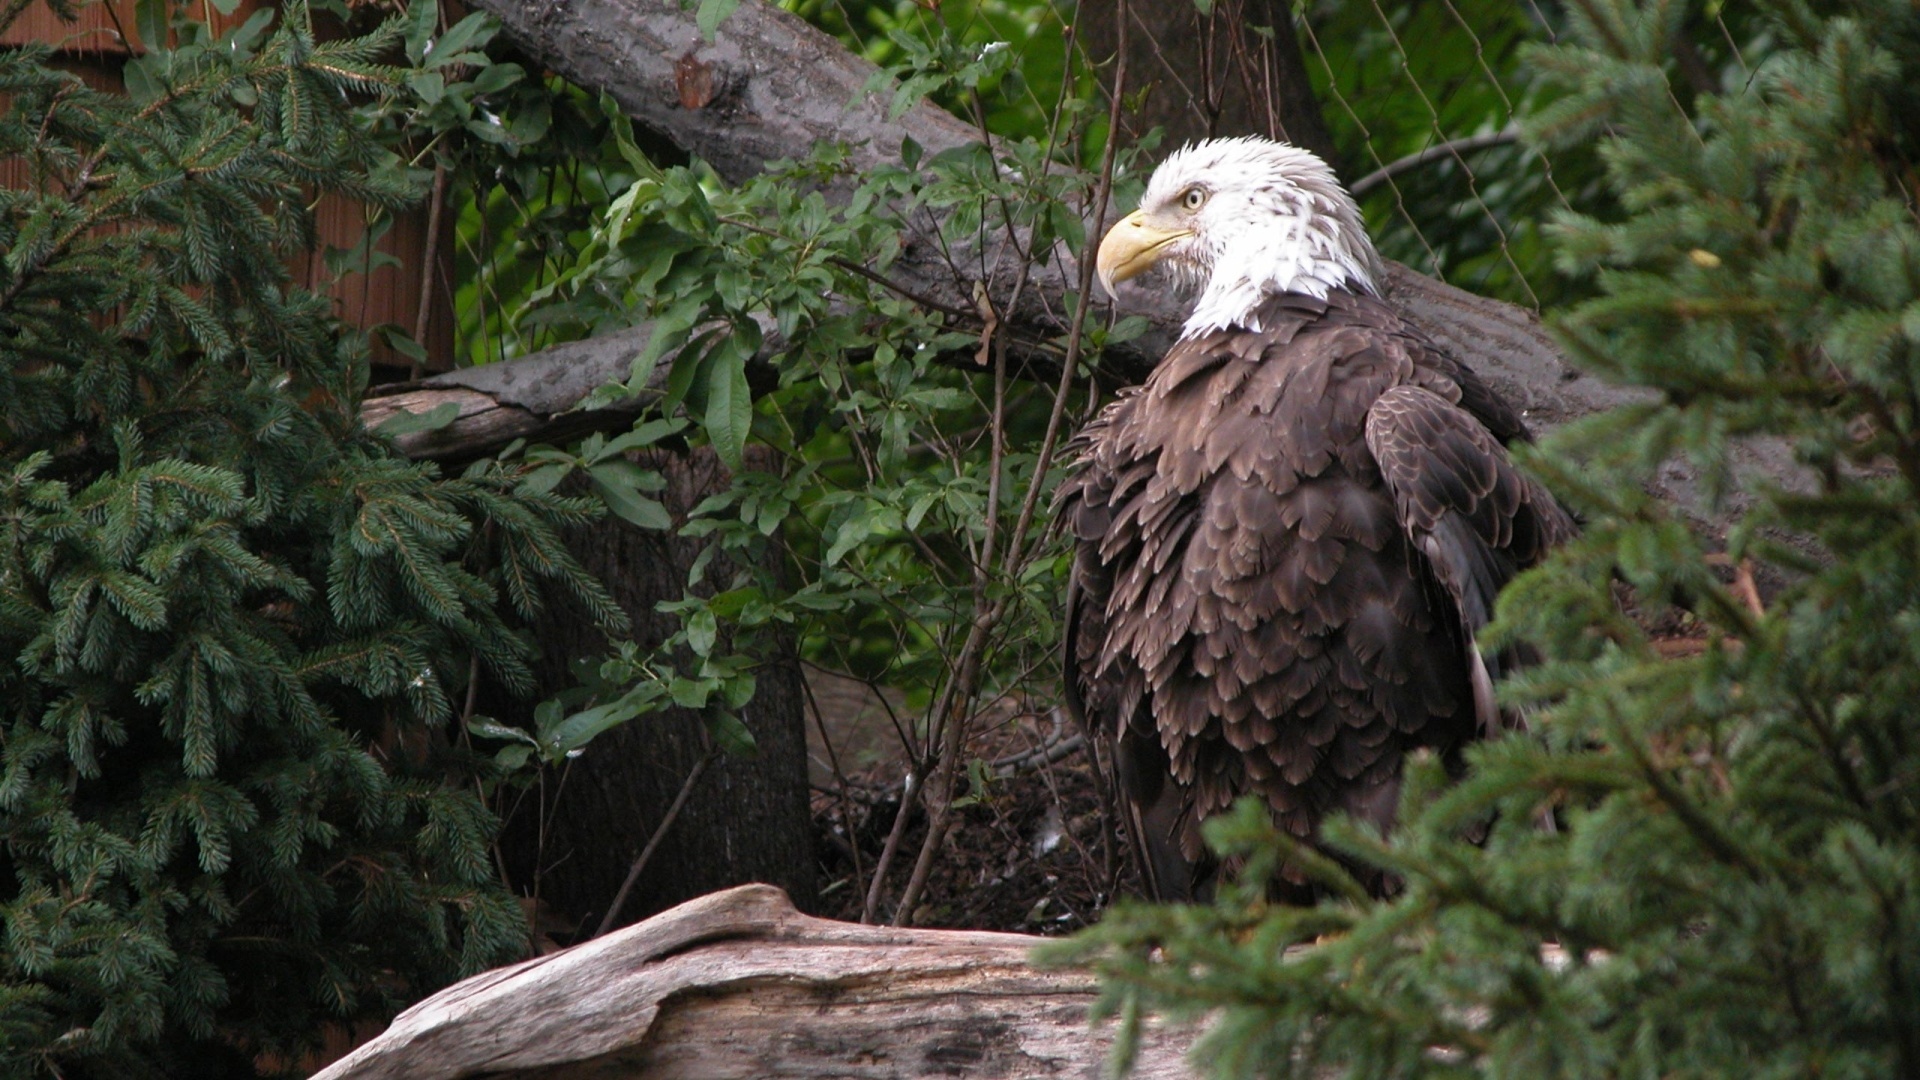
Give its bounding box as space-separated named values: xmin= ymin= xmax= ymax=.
xmin=1096 ymin=136 xmax=1384 ymax=338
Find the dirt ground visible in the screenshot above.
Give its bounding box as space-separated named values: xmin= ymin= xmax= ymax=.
xmin=802 ymin=672 xmax=1138 ymax=933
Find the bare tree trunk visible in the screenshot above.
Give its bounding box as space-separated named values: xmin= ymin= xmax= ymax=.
xmin=493 ymin=449 xmax=815 ymax=933
xmin=1075 ymin=0 xmax=1343 ymax=169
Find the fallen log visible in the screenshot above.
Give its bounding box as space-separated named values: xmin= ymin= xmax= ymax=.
xmin=313 ymin=884 xmax=1198 ymax=1080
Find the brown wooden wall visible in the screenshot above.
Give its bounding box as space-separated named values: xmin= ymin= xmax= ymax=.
xmin=0 ymin=1 xmax=457 ymax=372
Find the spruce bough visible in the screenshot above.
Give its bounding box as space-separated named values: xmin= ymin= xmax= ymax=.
xmin=1057 ymin=2 xmax=1920 ymax=1077
xmin=0 ymin=5 xmax=615 ymax=1074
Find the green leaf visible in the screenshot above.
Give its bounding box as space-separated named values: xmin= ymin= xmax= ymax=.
xmin=585 ymin=459 xmax=665 ymax=492
xmin=590 ymin=467 xmax=673 ymax=531
xmin=219 ymin=7 xmax=274 ymax=51
xmin=135 ymin=0 xmax=168 ymax=52
xmin=1049 ymin=202 xmax=1087 ymax=255
xmin=425 ymin=11 xmax=498 ymax=67
xmin=518 ymin=463 xmax=571 ymax=496
xmin=373 ymin=402 xmax=461 ymax=437
xmin=704 ymin=338 xmax=753 ymax=471
xmin=602 ymin=418 xmax=687 ymax=458
xmin=668 ymin=676 xmax=710 ymax=709
xmin=686 ymin=607 xmax=718 ymax=656
xmin=407 ymin=71 xmax=445 ymax=106
xmin=696 ymin=0 xmax=740 ymax=41
xmin=721 ymin=671 xmax=757 ymax=710
xmin=404 ymin=0 xmax=438 ymax=64
xmin=544 ymin=695 xmax=652 ymax=757
xmin=468 ymin=61 xmax=524 ymax=96
xmin=378 ymin=325 xmax=430 ymax=363
xmin=705 ymin=708 xmax=758 ymax=757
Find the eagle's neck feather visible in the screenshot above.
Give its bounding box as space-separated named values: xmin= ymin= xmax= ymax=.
xmin=1180 ymin=182 xmax=1382 ymax=338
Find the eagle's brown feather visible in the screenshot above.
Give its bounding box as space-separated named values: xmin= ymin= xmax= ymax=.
xmin=1059 ymin=290 xmax=1571 ymax=900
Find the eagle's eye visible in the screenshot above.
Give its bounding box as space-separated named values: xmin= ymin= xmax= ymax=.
xmin=1179 ymin=187 xmax=1207 ymax=212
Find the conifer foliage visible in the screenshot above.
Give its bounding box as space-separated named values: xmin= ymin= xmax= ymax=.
xmin=1059 ymin=2 xmax=1920 ymax=1076
xmin=0 ymin=4 xmax=613 ymax=1074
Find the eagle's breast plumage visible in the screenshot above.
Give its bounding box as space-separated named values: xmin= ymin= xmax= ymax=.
xmin=1062 ymin=138 xmax=1573 ymax=900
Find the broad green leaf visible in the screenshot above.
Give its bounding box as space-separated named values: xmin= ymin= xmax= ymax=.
xmin=403 ymin=0 xmax=437 ymax=64
xmin=696 ymin=0 xmax=740 ymax=41
xmin=705 ymin=708 xmax=758 ymax=758
xmin=704 ymin=338 xmax=753 ymax=471
xmin=603 ymin=418 xmax=688 ymax=457
xmin=135 ymin=0 xmax=168 ymax=52
xmin=378 ymin=325 xmax=430 ymax=363
xmin=720 ymin=671 xmax=757 ymax=710
xmin=518 ymin=463 xmax=571 ymax=496
xmin=1049 ymin=202 xmax=1087 ymax=255
xmin=544 ymin=696 xmax=651 ymax=757
xmin=590 ymin=468 xmax=673 ymax=531
xmin=668 ymin=677 xmax=710 ymax=709
xmin=407 ymin=71 xmax=445 ymax=107
xmin=220 ymin=7 xmax=273 ymax=50
xmin=686 ymin=607 xmax=717 ymax=656
xmin=424 ymin=11 xmax=497 ymax=67
xmin=468 ymin=61 xmax=524 ymax=96
xmin=586 ymin=459 xmax=666 ymax=492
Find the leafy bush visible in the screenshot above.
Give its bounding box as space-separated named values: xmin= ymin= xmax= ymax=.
xmin=0 ymin=5 xmax=613 ymax=1074
xmin=1056 ymin=1 xmax=1920 ymax=1076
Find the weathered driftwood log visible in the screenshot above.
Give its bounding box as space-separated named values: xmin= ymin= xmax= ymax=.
xmin=313 ymin=884 xmax=1197 ymax=1080
xmin=360 ymin=326 xmax=656 ymax=461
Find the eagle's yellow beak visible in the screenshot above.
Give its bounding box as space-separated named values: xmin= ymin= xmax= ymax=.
xmin=1096 ymin=209 xmax=1193 ymax=300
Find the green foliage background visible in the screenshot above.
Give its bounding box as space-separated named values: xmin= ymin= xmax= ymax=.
xmin=0 ymin=3 xmax=617 ymax=1074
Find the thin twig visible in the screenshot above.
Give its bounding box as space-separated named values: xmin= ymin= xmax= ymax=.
xmin=595 ymin=748 xmax=718 ymax=938
xmin=861 ymin=766 xmax=924 ymax=923
xmin=992 ymin=732 xmax=1086 ymax=777
xmin=798 ymin=665 xmax=867 ymax=901
xmin=408 ymin=163 xmax=449 ymax=379
xmin=886 ymin=0 xmax=1130 ymax=927
xmin=1349 ymin=123 xmax=1522 ymax=196
xmin=718 ymin=213 xmax=976 ymax=320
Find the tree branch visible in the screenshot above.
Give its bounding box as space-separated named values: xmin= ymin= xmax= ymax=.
xmin=1350 ymin=124 xmax=1523 ymax=196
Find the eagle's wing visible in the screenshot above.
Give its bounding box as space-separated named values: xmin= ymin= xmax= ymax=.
xmin=1364 ymin=384 xmax=1577 ymax=734
xmin=1059 ymin=403 xmax=1203 ymax=900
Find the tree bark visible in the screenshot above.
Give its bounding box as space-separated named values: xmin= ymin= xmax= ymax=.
xmin=312 ymin=884 xmax=1199 ymax=1080
xmin=492 ymin=448 xmax=817 ymax=933
xmin=1075 ymin=0 xmax=1343 ymax=169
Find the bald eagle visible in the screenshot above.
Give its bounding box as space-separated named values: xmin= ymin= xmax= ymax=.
xmin=1058 ymin=137 xmax=1573 ymax=901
